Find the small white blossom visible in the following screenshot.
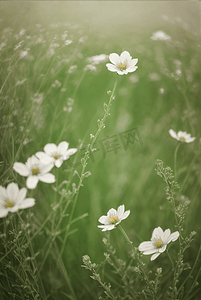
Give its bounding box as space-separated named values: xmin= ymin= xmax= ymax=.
xmin=98 ymin=205 xmax=130 ymax=231
xmin=106 ymin=51 xmax=138 ymax=75
xmin=138 ymin=226 xmax=179 ymax=261
xmin=87 ymin=54 xmax=108 ymax=65
xmin=84 ymin=64 xmax=97 ymax=72
xmin=36 ymin=141 xmax=77 ymax=168
xmin=150 ymin=30 xmax=171 ymax=41
xmin=13 ymin=155 xmax=55 ymax=189
xmin=0 ymin=183 xmax=35 ymax=218
xmin=19 ymin=50 xmax=28 ymax=59
xmin=169 ymin=129 xmax=196 ymax=143
xmin=64 ymin=40 xmax=73 ymax=46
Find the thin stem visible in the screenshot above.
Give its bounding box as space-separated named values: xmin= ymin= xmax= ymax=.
xmin=0 ymin=57 xmax=20 ymax=94
xmin=118 ymin=225 xmax=133 ymax=246
xmin=174 ymin=142 xmax=180 ymax=182
xmin=166 ymin=249 xmax=174 ymax=271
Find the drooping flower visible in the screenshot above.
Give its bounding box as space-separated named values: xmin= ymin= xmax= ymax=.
xmin=98 ymin=205 xmax=130 ymax=231
xmin=0 ymin=183 xmax=35 ymax=218
xmin=36 ymin=141 xmax=77 ymax=168
xmin=150 ymin=30 xmax=171 ymax=41
xmin=138 ymin=226 xmax=179 ymax=261
xmin=169 ymin=129 xmax=196 ymax=143
xmin=13 ymin=155 xmax=55 ymax=189
xmin=106 ymin=51 xmax=138 ymax=75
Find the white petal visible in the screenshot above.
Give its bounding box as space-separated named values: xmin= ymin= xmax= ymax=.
xmin=117 ymin=205 xmax=125 ymax=218
xmin=98 ymin=215 xmax=107 ymax=224
xmin=121 ymin=210 xmax=130 ymax=220
xmin=55 ymin=159 xmax=63 ymax=168
xmin=185 ymin=137 xmax=196 ymax=143
xmin=139 ymin=241 xmax=154 ymax=252
xmin=107 ymin=208 xmax=116 ymax=217
xmin=162 ymin=229 xmax=171 ymax=244
xmin=57 ymin=141 xmax=69 ymax=154
xmin=127 ymin=66 xmax=138 ymax=73
xmin=151 ymin=252 xmax=161 ymax=261
xmin=106 ymin=63 xmax=119 ymax=73
xmin=143 ymin=249 xmax=158 ymax=255
xmin=7 ymin=183 xmax=19 ymax=202
xmin=98 ymin=224 xmax=115 ymax=231
xmin=120 ymin=51 xmax=131 ymax=63
xmin=44 ymin=143 xmax=57 ymax=155
xmin=159 ymin=245 xmax=167 ymax=253
xmin=38 ymin=173 xmax=55 ymax=183
xmin=116 ymin=69 xmax=125 ymax=75
xmin=109 ymin=53 xmax=120 ymax=65
xmin=169 ymin=129 xmax=178 ymax=140
xmin=35 ymin=151 xmax=53 ymax=164
xmin=167 ymin=231 xmax=179 ymax=243
xmin=178 ymin=131 xmax=186 ymax=138
xmin=19 ymin=198 xmax=35 ymax=209
xmin=13 ymin=162 xmax=30 ymax=176
xmin=40 ymin=163 xmax=54 ymax=174
xmin=64 ymin=148 xmax=77 ymax=159
xmin=26 ymin=175 xmax=39 ymax=189
xmin=152 ymin=227 xmax=163 ymax=240
xmin=128 ymin=58 xmax=138 ymax=67
xmin=0 ymin=207 xmax=8 ymax=218
xmin=16 ymin=187 xmax=27 ymax=204
xmin=0 ymin=186 xmax=7 ymax=201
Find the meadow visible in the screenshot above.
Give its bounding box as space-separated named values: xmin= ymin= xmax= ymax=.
xmin=0 ymin=2 xmax=201 ymax=299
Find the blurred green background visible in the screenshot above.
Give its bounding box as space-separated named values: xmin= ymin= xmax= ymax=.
xmin=0 ymin=1 xmax=200 ymax=299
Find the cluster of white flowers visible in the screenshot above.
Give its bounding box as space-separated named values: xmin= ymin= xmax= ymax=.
xmin=0 ymin=141 xmax=77 ymax=218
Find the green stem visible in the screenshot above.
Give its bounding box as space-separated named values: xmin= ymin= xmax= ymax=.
xmin=174 ymin=142 xmax=180 ymax=182
xmin=166 ymin=249 xmax=174 ymax=271
xmin=119 ymin=225 xmax=133 ymax=246
xmin=0 ymin=57 xmax=20 ymax=94
xmin=59 ymin=76 xmax=119 ymax=258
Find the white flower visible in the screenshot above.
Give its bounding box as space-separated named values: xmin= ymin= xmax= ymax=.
xmin=87 ymin=54 xmax=108 ymax=65
xmin=106 ymin=51 xmax=138 ymax=75
xmin=150 ymin=30 xmax=171 ymax=41
xmin=36 ymin=141 xmax=77 ymax=168
xmin=138 ymin=226 xmax=179 ymax=261
xmin=19 ymin=50 xmax=28 ymax=59
xmin=98 ymin=205 xmax=130 ymax=231
xmin=0 ymin=183 xmax=35 ymax=218
xmin=169 ymin=129 xmax=196 ymax=143
xmin=13 ymin=155 xmax=55 ymax=189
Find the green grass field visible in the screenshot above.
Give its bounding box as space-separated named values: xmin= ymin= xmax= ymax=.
xmin=0 ymin=2 xmax=201 ymax=299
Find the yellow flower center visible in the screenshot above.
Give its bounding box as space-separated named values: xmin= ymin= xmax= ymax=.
xmin=6 ymin=199 xmax=14 ymax=208
xmin=156 ymin=239 xmax=163 ymax=248
xmin=119 ymin=62 xmax=127 ymax=70
xmin=53 ymin=153 xmax=59 ymax=159
xmin=108 ymin=215 xmax=119 ymax=224
xmin=32 ymin=167 xmax=40 ymax=175
xmin=179 ymin=136 xmax=185 ymax=141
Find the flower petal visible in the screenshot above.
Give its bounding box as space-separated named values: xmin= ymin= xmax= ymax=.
xmin=7 ymin=183 xmax=19 ymax=202
xmin=139 ymin=241 xmax=154 ymax=252
xmin=35 ymin=151 xmax=53 ymax=164
xmin=106 ymin=63 xmax=119 ymax=73
xmin=109 ymin=53 xmax=120 ymax=65
xmin=185 ymin=137 xmax=196 ymax=143
xmin=121 ymin=210 xmax=130 ymax=220
xmin=167 ymin=231 xmax=179 ymax=243
xmin=98 ymin=224 xmax=115 ymax=231
xmin=162 ymin=229 xmax=171 ymax=244
xmin=64 ymin=148 xmax=77 ymax=159
xmin=26 ymin=175 xmax=39 ymax=189
xmin=16 ymin=187 xmax=27 ymax=204
xmin=143 ymin=249 xmax=158 ymax=255
xmin=151 ymin=227 xmax=163 ymax=240
xmin=127 ymin=66 xmax=138 ymax=73
xmin=55 ymin=158 xmax=63 ymax=168
xmin=128 ymin=58 xmax=138 ymax=67
xmin=40 ymin=163 xmax=54 ymax=174
xmin=19 ymin=198 xmax=35 ymax=209
xmin=120 ymin=51 xmax=131 ymax=63
xmin=38 ymin=173 xmax=55 ymax=183
xmin=0 ymin=206 xmax=8 ymax=218
xmin=117 ymin=205 xmax=125 ymax=218
xmin=44 ymin=143 xmax=57 ymax=155
xmin=13 ymin=162 xmax=30 ymax=176
xmin=98 ymin=215 xmax=107 ymax=224
xmin=159 ymin=245 xmax=167 ymax=253
xmin=169 ymin=129 xmax=178 ymax=140
xmin=151 ymin=252 xmax=161 ymax=261
xmin=57 ymin=141 xmax=69 ymax=154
